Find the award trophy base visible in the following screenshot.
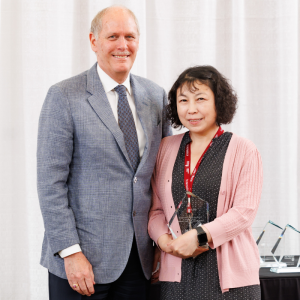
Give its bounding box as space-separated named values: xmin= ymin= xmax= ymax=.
xmin=270 ymin=267 xmax=300 ymax=273
xmin=270 ymin=255 xmax=300 ymax=272
xmin=260 ymin=262 xmax=287 ymax=268
xmin=260 ymin=256 xmax=287 ymax=268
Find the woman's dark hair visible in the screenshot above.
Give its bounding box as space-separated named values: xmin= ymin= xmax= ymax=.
xmin=166 ymin=65 xmax=238 ymax=128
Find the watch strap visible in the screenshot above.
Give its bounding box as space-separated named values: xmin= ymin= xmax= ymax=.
xmin=196 ymin=226 xmax=208 ymax=246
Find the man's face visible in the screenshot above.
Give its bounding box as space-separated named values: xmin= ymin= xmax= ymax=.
xmin=90 ymin=9 xmax=139 ymax=83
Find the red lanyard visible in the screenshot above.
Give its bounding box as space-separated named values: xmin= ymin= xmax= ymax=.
xmin=184 ymin=127 xmax=224 ymax=214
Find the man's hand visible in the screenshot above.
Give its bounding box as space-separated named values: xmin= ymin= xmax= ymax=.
xmin=164 ymin=229 xmax=208 ymax=259
xmin=64 ymin=252 xmax=95 ymax=296
xmin=151 ymin=245 xmax=161 ymax=284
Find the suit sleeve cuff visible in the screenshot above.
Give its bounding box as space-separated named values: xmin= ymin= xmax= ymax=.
xmin=58 ymin=244 xmax=82 ymax=258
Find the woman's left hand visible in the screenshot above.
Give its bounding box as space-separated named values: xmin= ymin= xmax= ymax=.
xmin=164 ymin=229 xmax=208 ymax=259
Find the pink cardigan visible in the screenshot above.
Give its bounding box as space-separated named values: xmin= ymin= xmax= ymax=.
xmin=148 ymin=133 xmax=263 ymax=293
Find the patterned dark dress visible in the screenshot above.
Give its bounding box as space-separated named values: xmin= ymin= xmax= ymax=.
xmin=160 ymin=131 xmax=261 ymax=300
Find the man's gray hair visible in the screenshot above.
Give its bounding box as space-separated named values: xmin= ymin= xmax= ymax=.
xmin=90 ymin=5 xmax=140 ymax=39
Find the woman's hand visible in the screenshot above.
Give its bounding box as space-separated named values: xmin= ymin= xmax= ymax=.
xmin=191 ymin=245 xmax=209 ymax=258
xmin=164 ymin=229 xmax=209 ymax=259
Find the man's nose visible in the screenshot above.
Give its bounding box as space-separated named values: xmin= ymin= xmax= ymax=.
xmin=117 ymin=36 xmax=128 ymax=50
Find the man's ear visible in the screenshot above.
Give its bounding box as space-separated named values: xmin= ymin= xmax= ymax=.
xmin=89 ymin=32 xmax=97 ymax=52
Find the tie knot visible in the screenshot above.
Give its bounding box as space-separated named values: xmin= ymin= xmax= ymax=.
xmin=114 ymin=85 xmax=127 ymax=95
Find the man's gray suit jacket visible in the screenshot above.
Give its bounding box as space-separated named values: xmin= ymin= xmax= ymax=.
xmin=37 ymin=63 xmax=171 ymax=283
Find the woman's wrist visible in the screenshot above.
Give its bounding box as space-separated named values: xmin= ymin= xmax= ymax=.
xmin=201 ymin=225 xmax=212 ymax=243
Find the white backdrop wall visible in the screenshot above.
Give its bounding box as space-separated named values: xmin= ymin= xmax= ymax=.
xmin=1 ymin=0 xmax=300 ymax=299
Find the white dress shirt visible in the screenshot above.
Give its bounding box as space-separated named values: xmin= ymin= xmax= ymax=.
xmin=58 ymin=64 xmax=146 ymax=258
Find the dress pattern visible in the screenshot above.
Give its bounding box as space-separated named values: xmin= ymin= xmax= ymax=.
xmin=160 ymin=131 xmax=261 ymax=300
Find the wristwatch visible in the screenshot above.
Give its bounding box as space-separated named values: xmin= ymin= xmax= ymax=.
xmin=195 ymin=226 xmax=208 ymax=246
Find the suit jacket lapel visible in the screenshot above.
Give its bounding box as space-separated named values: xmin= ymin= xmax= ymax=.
xmin=86 ymin=63 xmax=132 ymax=167
xmin=130 ymin=75 xmax=152 ymax=173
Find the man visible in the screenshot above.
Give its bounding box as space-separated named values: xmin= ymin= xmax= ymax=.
xmin=37 ymin=5 xmax=171 ymax=299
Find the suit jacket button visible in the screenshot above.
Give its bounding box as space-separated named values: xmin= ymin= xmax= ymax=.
xmin=133 ymin=211 xmax=136 ymax=217
xmin=133 ymin=177 xmax=137 ymax=183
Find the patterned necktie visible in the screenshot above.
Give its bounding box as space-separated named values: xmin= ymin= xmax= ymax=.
xmin=115 ymin=84 xmax=140 ymax=172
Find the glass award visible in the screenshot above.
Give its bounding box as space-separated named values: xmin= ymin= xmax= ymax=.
xmin=270 ymin=224 xmax=300 ymax=273
xmin=254 ymin=220 xmax=286 ymax=268
xmin=167 ymin=191 xmax=209 ymax=247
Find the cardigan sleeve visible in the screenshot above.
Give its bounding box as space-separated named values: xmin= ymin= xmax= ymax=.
xmin=204 ymin=146 xmax=263 ymax=249
xmin=148 ymin=141 xmax=170 ymax=245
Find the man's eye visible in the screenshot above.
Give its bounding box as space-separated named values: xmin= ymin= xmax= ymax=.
xmin=198 ymin=98 xmax=204 ymax=101
xmin=109 ymin=35 xmax=116 ymax=39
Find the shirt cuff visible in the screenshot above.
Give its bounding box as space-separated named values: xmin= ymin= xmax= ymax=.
xmin=58 ymin=244 xmax=82 ymax=258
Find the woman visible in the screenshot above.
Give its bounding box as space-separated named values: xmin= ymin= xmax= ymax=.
xmin=148 ymin=66 xmax=263 ymax=299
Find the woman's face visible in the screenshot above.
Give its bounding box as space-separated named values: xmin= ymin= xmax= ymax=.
xmin=176 ymin=81 xmax=217 ymax=136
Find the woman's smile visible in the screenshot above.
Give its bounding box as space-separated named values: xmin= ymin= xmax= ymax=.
xmin=188 ymin=117 xmax=203 ymax=125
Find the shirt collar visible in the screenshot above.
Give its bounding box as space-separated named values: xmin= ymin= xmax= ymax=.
xmin=97 ymin=64 xmax=132 ymax=95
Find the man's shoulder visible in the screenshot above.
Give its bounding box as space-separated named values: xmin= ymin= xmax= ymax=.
xmin=45 ymin=69 xmax=90 ymax=103
xmin=53 ymin=69 xmax=88 ymax=92
xmin=131 ymin=74 xmax=164 ymax=94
